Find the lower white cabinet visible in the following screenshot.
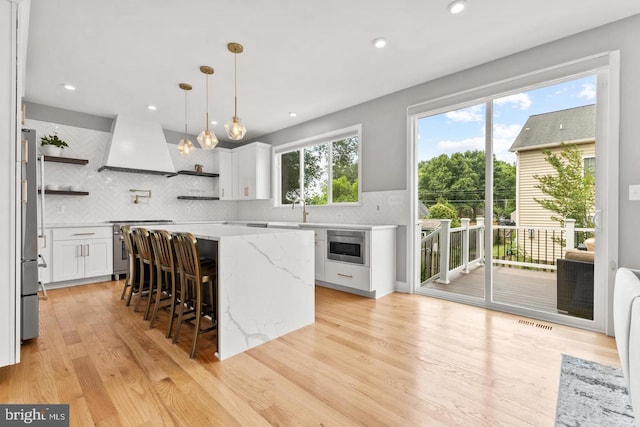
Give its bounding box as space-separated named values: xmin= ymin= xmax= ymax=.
xmin=314 ymin=229 xmax=326 ymax=281
xmin=324 ymin=261 xmax=371 ymax=291
xmin=51 ymin=227 xmax=113 ymax=282
xmin=317 ymin=227 xmax=396 ymax=298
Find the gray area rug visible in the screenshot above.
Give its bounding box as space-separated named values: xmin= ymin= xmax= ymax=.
xmin=556 ymin=354 xmax=635 ymax=426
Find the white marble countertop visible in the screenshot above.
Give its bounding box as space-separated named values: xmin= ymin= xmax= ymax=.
xmin=159 ymin=223 xmax=312 ymax=240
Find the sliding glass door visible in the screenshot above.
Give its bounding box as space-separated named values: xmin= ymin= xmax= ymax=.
xmin=413 ymin=72 xmax=606 ymax=330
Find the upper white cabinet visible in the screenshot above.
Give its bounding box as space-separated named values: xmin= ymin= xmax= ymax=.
xmin=215 ymin=142 xmax=271 ymax=201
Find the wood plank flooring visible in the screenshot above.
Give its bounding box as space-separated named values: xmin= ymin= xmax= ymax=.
xmin=0 ymin=280 xmax=619 ymax=426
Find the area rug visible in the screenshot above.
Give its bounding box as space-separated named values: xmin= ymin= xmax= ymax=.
xmin=556 ymin=354 xmax=635 ymax=426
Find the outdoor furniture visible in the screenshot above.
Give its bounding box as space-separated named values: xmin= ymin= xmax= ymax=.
xmin=556 ymin=255 xmax=594 ymax=320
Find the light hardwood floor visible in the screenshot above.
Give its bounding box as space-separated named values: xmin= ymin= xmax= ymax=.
xmin=0 ymin=280 xmax=619 ymax=426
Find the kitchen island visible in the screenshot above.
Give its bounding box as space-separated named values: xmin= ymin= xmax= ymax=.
xmin=158 ymin=223 xmax=315 ymax=361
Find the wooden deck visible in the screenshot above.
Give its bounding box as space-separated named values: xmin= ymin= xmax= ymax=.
xmin=423 ymin=265 xmax=558 ymax=313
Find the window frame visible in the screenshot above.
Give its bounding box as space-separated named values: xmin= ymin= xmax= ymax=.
xmin=273 ymin=124 xmax=363 ymax=207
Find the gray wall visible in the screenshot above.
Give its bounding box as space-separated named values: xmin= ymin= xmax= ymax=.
xmin=253 ymin=14 xmax=640 ymax=274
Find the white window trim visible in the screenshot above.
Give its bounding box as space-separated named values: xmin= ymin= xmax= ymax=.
xmin=272 ymin=124 xmax=363 ymax=207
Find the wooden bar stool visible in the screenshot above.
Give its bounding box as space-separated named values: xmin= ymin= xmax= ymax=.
xmin=149 ymin=229 xmax=180 ymax=337
xmin=172 ymin=232 xmax=217 ymax=358
xmin=120 ymin=225 xmax=139 ymax=305
xmin=131 ymin=227 xmax=156 ymax=321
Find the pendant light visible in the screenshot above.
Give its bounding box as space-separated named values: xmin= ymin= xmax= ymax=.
xmin=196 ymin=65 xmax=218 ymax=150
xmin=177 ymin=83 xmax=194 ymax=156
xmin=224 ymin=42 xmax=247 ymax=141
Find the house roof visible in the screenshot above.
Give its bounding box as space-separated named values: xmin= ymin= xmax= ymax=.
xmin=509 ymin=104 xmax=595 ymax=152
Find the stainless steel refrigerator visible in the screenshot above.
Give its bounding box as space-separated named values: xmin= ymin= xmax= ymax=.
xmin=21 ymin=129 xmax=39 ymax=340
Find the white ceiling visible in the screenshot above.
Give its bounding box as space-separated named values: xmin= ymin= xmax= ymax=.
xmin=25 ymin=0 xmax=640 ymax=142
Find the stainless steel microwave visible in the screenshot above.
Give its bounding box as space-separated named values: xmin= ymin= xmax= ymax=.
xmin=327 ymin=229 xmax=366 ymax=265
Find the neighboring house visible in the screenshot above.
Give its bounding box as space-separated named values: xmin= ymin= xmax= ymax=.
xmin=508 ymin=104 xmax=595 ymax=262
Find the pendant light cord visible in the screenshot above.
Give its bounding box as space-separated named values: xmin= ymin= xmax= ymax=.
xmin=205 ymin=73 xmax=210 ymax=132
xmin=234 ymin=53 xmax=238 ymax=118
xmin=184 ymin=89 xmax=188 ymax=139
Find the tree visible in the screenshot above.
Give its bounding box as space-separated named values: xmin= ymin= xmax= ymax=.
xmin=418 ymin=150 xmax=515 ymax=221
xmin=534 ymin=143 xmax=595 ymax=228
xmin=428 ymin=201 xmax=460 ymax=228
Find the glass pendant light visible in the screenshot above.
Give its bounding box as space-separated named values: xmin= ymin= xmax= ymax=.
xmin=196 ymin=65 xmax=218 ymax=150
xmin=177 ymin=83 xmax=194 ymax=156
xmin=224 ymin=42 xmax=247 ymax=141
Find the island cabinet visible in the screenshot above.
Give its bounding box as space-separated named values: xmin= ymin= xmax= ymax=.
xmin=215 ymin=142 xmax=271 ymax=200
xmin=51 ymin=227 xmax=113 ymax=282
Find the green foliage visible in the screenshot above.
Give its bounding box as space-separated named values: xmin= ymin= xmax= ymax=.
xmin=417 ymin=150 xmax=515 ymax=220
xmin=40 ymin=134 xmax=68 ymax=148
xmin=332 ymin=176 xmax=358 ymax=203
xmin=428 ymin=201 xmax=460 ymax=228
xmin=534 ymin=143 xmax=595 ymax=228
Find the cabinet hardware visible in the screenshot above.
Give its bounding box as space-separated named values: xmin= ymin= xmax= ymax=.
xmin=86 ymin=244 xmax=89 ymax=256
xmin=244 ymin=187 xmax=248 ymax=197
xmin=337 ymin=273 xmax=353 ymax=278
xmin=79 ymin=244 xmax=83 ymax=257
xmin=72 ymin=232 xmax=95 ymax=236
xmin=22 ymin=180 xmax=27 ymax=203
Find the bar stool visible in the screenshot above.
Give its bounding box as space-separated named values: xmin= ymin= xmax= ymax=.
xmin=172 ymin=232 xmax=217 ymax=358
xmin=131 ymin=227 xmax=156 ymax=321
xmin=148 ymin=229 xmax=179 ymax=337
xmin=119 ymin=225 xmax=137 ymax=304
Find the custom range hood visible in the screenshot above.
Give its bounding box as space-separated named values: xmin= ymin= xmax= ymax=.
xmin=98 ymin=114 xmax=177 ymax=176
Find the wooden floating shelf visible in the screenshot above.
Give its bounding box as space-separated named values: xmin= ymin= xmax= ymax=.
xmin=174 ymin=170 xmax=220 ymax=178
xmin=176 ymin=196 xmax=220 ymax=200
xmin=42 ymin=155 xmax=89 ymax=165
xmin=39 ymin=189 xmax=89 ymax=196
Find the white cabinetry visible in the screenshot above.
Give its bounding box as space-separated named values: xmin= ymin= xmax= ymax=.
xmin=52 ymin=227 xmax=113 ymax=282
xmin=319 ymin=227 xmax=396 ymax=298
xmin=314 ymin=228 xmax=326 ymax=281
xmin=216 ymin=148 xmax=234 ymax=200
xmin=214 ymin=142 xmax=271 ymax=200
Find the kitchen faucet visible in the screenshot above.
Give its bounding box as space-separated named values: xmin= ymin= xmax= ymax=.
xmin=292 ymin=198 xmax=309 ymax=223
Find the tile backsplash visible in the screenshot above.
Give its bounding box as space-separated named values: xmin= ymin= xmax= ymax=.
xmin=28 ymin=119 xmax=238 ymax=224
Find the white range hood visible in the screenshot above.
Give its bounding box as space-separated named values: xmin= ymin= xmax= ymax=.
xmin=99 ymin=114 xmax=177 ymax=176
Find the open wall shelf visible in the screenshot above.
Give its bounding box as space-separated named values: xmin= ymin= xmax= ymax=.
xmin=174 ymin=170 xmax=220 ymax=178
xmin=42 ymin=155 xmax=89 ymax=165
xmin=39 ymin=189 xmax=89 ymax=196
xmin=177 ymin=196 xmax=220 ymax=200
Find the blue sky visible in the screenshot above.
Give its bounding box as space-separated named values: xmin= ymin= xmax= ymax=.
xmin=417 ymin=74 xmax=597 ymax=164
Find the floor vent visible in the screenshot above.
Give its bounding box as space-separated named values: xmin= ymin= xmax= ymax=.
xmin=518 ymin=319 xmax=553 ymax=330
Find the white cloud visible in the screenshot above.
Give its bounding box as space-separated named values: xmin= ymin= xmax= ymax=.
xmin=445 ymin=105 xmax=483 ymax=122
xmin=438 ymin=136 xmax=485 ymax=152
xmin=578 ymin=83 xmax=596 ymax=100
xmin=494 ymin=93 xmax=532 ymax=110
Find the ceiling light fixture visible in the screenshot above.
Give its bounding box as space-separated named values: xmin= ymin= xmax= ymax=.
xmin=62 ymin=83 xmax=76 ymax=91
xmin=177 ymin=83 xmax=194 ymax=156
xmin=147 ymin=105 xmax=157 ymax=111
xmin=289 ymin=112 xmax=297 ymax=117
xmin=196 ymin=65 xmax=218 ymax=150
xmin=448 ymin=0 xmax=466 ymax=14
xmin=224 ymin=42 xmax=247 ymax=141
xmin=372 ymin=38 xmax=387 ymax=48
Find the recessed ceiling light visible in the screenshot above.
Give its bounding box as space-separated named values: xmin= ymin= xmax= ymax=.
xmin=210 ymin=120 xmax=217 ymax=125
xmin=289 ymin=112 xmax=297 ymax=117
xmin=147 ymin=105 xmax=157 ymax=111
xmin=448 ymin=0 xmax=466 ymax=14
xmin=372 ymin=38 xmax=387 ymax=49
xmin=62 ymin=83 xmax=76 ymax=91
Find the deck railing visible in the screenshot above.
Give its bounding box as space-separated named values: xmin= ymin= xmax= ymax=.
xmin=420 ymin=218 xmax=594 ymax=284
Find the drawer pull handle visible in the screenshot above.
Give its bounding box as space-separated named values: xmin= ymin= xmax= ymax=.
xmin=72 ymin=232 xmax=96 ymax=236
xmin=337 ymin=273 xmax=353 ymax=278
